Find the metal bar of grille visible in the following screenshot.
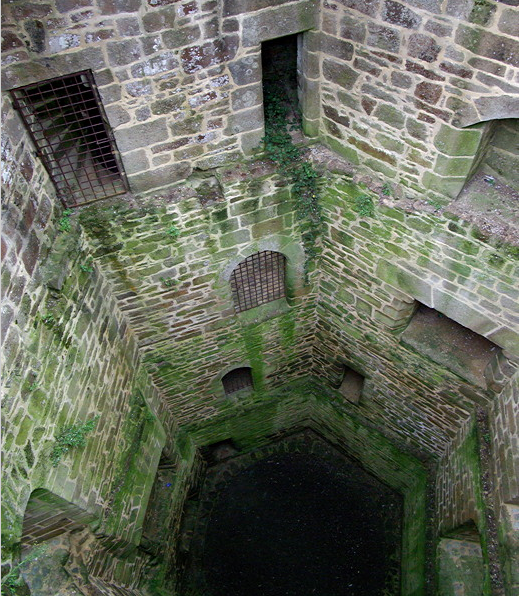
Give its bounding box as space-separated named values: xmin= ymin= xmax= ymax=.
xmin=230 ymin=250 xmax=286 ymax=312
xmin=9 ymin=70 xmax=128 ymax=207
xmin=222 ymin=368 xmax=254 ymax=395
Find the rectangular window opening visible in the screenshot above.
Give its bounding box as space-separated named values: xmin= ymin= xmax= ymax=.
xmin=10 ymin=70 xmax=128 ymax=207
xmin=339 ymin=366 xmax=365 ymax=404
xmin=262 ymin=34 xmax=302 ymax=141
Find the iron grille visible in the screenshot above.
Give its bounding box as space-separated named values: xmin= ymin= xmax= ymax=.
xmin=10 ymin=70 xmax=128 ymax=207
xmin=222 ymin=368 xmax=254 ymax=395
xmin=230 ymin=250 xmax=286 ymax=312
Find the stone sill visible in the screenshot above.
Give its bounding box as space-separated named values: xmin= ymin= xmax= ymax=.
xmin=235 ymin=297 xmax=290 ymax=326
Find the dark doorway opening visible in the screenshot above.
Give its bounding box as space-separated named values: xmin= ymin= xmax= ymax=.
xmin=262 ymin=34 xmax=302 ymax=134
xmin=200 ymin=453 xmax=402 ymax=596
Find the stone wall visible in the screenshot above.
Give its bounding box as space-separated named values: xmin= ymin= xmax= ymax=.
xmin=75 ymin=159 xmax=318 ymax=426
xmin=313 ymin=172 xmax=518 ymax=458
xmin=318 ymin=0 xmax=519 ymax=200
xmin=1 ymin=0 xmax=519 ymax=594
xmin=1 ymin=94 xmax=174 ymax=579
xmin=1 ymin=0 xmax=318 ymax=195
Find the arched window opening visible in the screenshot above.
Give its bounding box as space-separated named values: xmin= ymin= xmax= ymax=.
xmin=222 ymin=368 xmax=254 ymax=396
xmin=230 ymin=250 xmax=286 ymax=312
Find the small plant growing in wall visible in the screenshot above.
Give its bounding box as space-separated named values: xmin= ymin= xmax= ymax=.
xmin=50 ymin=416 xmax=99 ymax=467
xmin=165 ymin=224 xmax=180 ymax=239
xmin=58 ymin=209 xmax=74 ymax=232
xmin=40 ymin=312 xmax=56 ymax=328
xmin=160 ymin=276 xmax=177 ymax=288
xmin=1 ymin=543 xmax=48 ymax=595
xmin=381 ymin=182 xmax=392 ymax=197
xmin=354 ymin=194 xmax=375 ymax=218
xmin=79 ymin=256 xmax=94 ymax=273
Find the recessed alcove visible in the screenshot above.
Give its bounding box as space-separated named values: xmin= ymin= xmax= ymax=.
xmin=180 ymin=432 xmax=403 ymax=596
xmin=401 ymin=303 xmax=501 ymax=388
xmin=338 ymin=365 xmax=365 ymax=404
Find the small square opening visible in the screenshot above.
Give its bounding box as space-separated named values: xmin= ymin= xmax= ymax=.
xmin=339 ymin=366 xmax=365 ymax=404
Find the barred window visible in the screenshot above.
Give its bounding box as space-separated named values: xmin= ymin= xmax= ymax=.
xmin=10 ymin=70 xmax=128 ymax=207
xmin=230 ymin=251 xmax=286 ymax=312
xmin=222 ymin=368 xmax=254 ymax=395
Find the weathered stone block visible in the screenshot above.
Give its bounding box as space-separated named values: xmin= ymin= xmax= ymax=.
xmin=181 ymin=36 xmax=238 ymax=73
xmin=455 ymin=25 xmax=519 ymax=68
xmin=433 ymin=124 xmax=483 ymax=156
xmin=300 ymin=78 xmax=320 ymax=120
xmin=422 ymin=171 xmax=466 ymax=198
xmin=114 ymin=118 xmax=169 ymax=153
xmin=225 ymin=106 xmax=263 ymax=136
xmin=376 ymin=260 xmax=432 ymax=306
xmin=408 ymin=34 xmax=441 ymax=63
xmin=338 ymin=0 xmax=380 ymax=17
xmin=1 ymin=31 xmax=24 ymax=52
xmin=390 ymin=71 xmax=411 ymax=89
xmin=433 ymin=155 xmax=473 ymax=177
xmin=321 ymin=34 xmax=354 ymax=62
xmin=367 ymin=24 xmax=401 ymax=53
xmin=169 ymin=116 xmax=203 ymax=136
xmin=474 ymin=96 xmax=519 ymax=124
xmin=228 ymin=54 xmax=261 ymax=85
xmin=107 ymin=39 xmax=142 ymax=66
xmin=376 ymin=133 xmax=404 ymax=154
xmin=241 ymin=130 xmax=264 ymax=155
xmin=142 ymin=7 xmax=176 ymax=32
xmin=98 ymin=0 xmax=141 ymax=13
xmin=340 ymin=14 xmax=366 ymax=43
xmin=325 ymin=137 xmax=359 ymax=164
xmin=405 ymin=118 xmax=428 ymax=141
xmin=323 ymin=105 xmax=350 ymax=128
xmin=122 ymin=150 xmax=150 ymax=175
xmin=220 ymin=229 xmax=251 ymax=248
xmin=382 ymin=0 xmax=421 ymax=29
xmin=405 ymin=60 xmax=444 ymax=81
xmin=415 ymin=81 xmax=442 ymax=105
xmin=373 ymin=104 xmax=405 ymax=130
xmin=231 ymin=85 xmax=261 ymax=111
xmin=55 ymin=0 xmax=90 ymax=12
xmin=99 ymin=83 xmax=121 ymax=105
xmin=498 ymin=9 xmax=519 ymax=37
xmin=151 ymin=95 xmax=186 ymax=115
xmin=128 ymin=162 xmax=192 ymax=193
xmin=323 ymin=59 xmax=359 ymax=90
xmin=242 ymin=3 xmax=317 ymax=46
xmin=162 ymin=25 xmax=201 ymax=49
xmin=223 ymin=0 xmax=291 ymax=16
xmin=424 ymin=20 xmax=452 ymax=38
xmin=117 ymin=16 xmax=142 ymax=37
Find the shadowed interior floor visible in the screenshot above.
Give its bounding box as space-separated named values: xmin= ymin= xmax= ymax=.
xmin=201 ymin=453 xmax=402 ymax=596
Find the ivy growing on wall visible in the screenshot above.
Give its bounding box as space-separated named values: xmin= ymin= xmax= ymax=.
xmin=262 ymin=82 xmax=322 ymax=274
xmin=50 ymin=416 xmax=99 ymax=467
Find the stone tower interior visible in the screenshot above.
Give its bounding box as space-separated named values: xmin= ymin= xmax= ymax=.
xmin=1 ymin=0 xmax=519 ymax=594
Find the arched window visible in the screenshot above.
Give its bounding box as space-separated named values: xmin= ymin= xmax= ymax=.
xmin=230 ymin=250 xmax=286 ymax=312
xmin=222 ymin=368 xmax=254 ymax=395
